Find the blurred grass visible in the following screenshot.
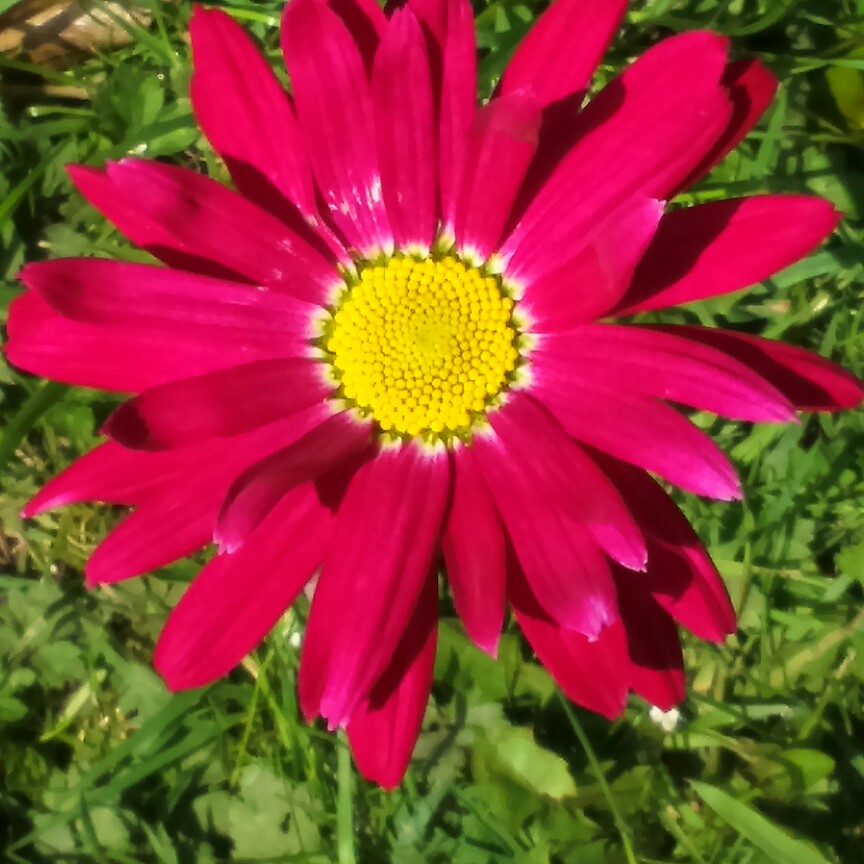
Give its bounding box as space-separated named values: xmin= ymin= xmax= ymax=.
xmin=1 ymin=0 xmax=863 ymax=862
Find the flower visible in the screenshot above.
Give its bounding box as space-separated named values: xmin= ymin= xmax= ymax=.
xmin=5 ymin=0 xmax=862 ymax=788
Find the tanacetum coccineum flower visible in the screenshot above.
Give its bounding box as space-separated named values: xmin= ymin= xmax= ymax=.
xmin=6 ymin=0 xmax=863 ymax=787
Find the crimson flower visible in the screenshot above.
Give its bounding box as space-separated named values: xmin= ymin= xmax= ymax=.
xmin=6 ymin=0 xmax=862 ymax=787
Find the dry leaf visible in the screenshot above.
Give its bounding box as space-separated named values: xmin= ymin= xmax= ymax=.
xmin=0 ymin=0 xmax=152 ymax=69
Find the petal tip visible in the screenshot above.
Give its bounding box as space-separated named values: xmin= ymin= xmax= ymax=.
xmin=20 ymin=500 xmax=40 ymax=519
xmin=475 ymin=635 xmax=500 ymax=659
xmin=16 ymin=262 xmax=37 ymax=288
xmin=83 ymin=564 xmax=105 ymax=589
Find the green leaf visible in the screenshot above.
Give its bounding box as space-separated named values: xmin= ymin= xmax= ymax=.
xmin=691 ymin=782 xmax=832 ymax=864
xmin=478 ymin=726 xmax=577 ymax=801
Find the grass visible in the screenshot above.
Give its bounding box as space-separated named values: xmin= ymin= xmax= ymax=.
xmin=1 ymin=0 xmax=863 ymax=861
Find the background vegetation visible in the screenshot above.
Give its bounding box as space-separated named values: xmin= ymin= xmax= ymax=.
xmin=1 ymin=0 xmax=863 ymax=861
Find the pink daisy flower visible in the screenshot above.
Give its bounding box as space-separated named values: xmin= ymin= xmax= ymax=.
xmin=6 ymin=0 xmax=862 ymax=788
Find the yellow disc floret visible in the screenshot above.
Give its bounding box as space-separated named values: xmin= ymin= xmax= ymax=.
xmin=324 ymin=254 xmax=520 ymax=441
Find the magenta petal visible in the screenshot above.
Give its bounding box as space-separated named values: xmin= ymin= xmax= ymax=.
xmin=471 ymin=423 xmax=619 ymax=638
xmin=596 ymin=454 xmax=736 ymax=642
xmin=328 ymin=0 xmax=386 ymax=69
xmin=490 ymin=393 xmax=647 ymax=571
xmin=676 ymin=59 xmax=778 ymax=193
xmin=24 ymin=408 xmax=328 ymax=517
xmin=85 ymin=414 xmax=329 ymax=583
xmin=615 ymin=196 xmax=840 ymax=315
xmin=154 ymin=485 xmax=331 ymax=690
xmin=86 ymin=503 xmax=213 ymax=586
xmin=216 ymin=412 xmax=373 ymax=553
xmin=534 ymin=324 xmax=796 ymax=423
xmin=454 ymin=91 xmax=542 ymax=262
xmin=282 ymin=0 xmax=392 ymax=257
xmin=299 ymin=445 xmax=449 ymax=728
xmin=102 ymin=358 xmax=331 ymax=450
xmin=501 ymin=31 xmax=732 ymax=287
xmin=614 ymin=568 xmax=685 ymax=710
xmin=651 ymin=326 xmax=864 ymax=413
xmin=509 ymin=564 xmax=628 ymax=719
xmin=67 ymin=164 xmax=236 ymax=282
xmin=346 ymin=576 xmax=437 ymax=789
xmin=23 ymin=442 xmax=154 ymax=516
xmin=373 ymin=7 xmax=437 ymax=253
xmin=440 ymin=446 xmax=505 ymax=655
xmin=500 ymin=0 xmax=626 ymax=109
xmin=4 ymin=292 xmax=247 ymax=393
xmin=189 ymin=7 xmax=322 ymax=235
xmin=102 ymin=159 xmax=338 ymax=301
xmin=534 ymin=379 xmax=742 ymax=500
xmin=21 ymin=258 xmax=318 ymax=353
xmin=71 ymin=161 xmax=340 ymax=305
xmin=522 ymin=198 xmax=663 ymax=329
xmin=409 ymin=0 xmax=476 ymax=235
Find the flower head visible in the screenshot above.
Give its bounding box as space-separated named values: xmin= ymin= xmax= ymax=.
xmin=6 ymin=0 xmax=862 ymax=788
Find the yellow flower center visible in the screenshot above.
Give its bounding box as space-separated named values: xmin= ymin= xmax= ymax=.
xmin=323 ymin=254 xmax=521 ymax=442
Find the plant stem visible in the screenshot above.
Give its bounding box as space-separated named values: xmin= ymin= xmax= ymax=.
xmin=560 ymin=696 xmax=639 ymax=864
xmin=336 ymin=733 xmax=357 ymax=864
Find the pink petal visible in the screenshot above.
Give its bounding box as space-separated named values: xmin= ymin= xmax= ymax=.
xmin=189 ymin=7 xmax=320 ymax=235
xmin=299 ymin=444 xmax=449 ymax=728
xmin=489 ymin=393 xmax=647 ymax=571
xmin=25 ymin=441 xmax=210 ymax=516
xmin=409 ymin=0 xmax=476 ymax=235
xmin=154 ymin=484 xmax=332 ymax=690
xmin=24 ymin=407 xmax=328 ymax=517
xmin=471 ymin=420 xmax=620 ymax=638
xmin=23 ymin=442 xmax=155 ymax=515
xmin=615 ymin=196 xmax=840 ymax=315
xmin=70 ymin=161 xmax=340 ymax=306
xmin=453 ymin=91 xmax=542 ymax=262
xmin=499 ymin=0 xmax=627 ymax=109
xmin=440 ymin=445 xmax=505 ymax=655
xmin=20 ymin=259 xmax=318 ymax=354
xmin=676 ymin=59 xmax=778 ymax=193
xmin=501 ymin=31 xmax=732 ymax=287
xmin=596 ymin=454 xmax=736 ymax=642
xmin=494 ymin=0 xmax=626 ymax=219
xmin=328 ymin=0 xmax=386 ymax=70
xmin=216 ymin=412 xmax=373 ymax=553
xmin=67 ymin=164 xmax=237 ymax=282
xmin=282 ymin=0 xmax=392 ymax=257
xmin=614 ymin=568 xmax=685 ymax=710
xmin=372 ymin=7 xmax=437 ymax=253
xmin=5 ymin=292 xmax=247 ymax=393
xmin=102 ymin=358 xmax=331 ymax=450
xmin=84 ymin=408 xmax=329 ymax=583
xmin=650 ymin=326 xmax=864 ymax=414
xmin=533 ymin=324 xmax=796 ymax=423
xmin=346 ymin=576 xmax=437 ymax=789
xmin=85 ymin=502 xmax=213 ymax=586
xmin=532 ymin=381 xmax=742 ymax=500
xmin=508 ymin=563 xmax=628 ymax=719
xmin=522 ymin=198 xmax=663 ymax=328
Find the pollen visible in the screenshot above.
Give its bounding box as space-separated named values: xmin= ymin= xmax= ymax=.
xmin=324 ymin=254 xmax=521 ymax=441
